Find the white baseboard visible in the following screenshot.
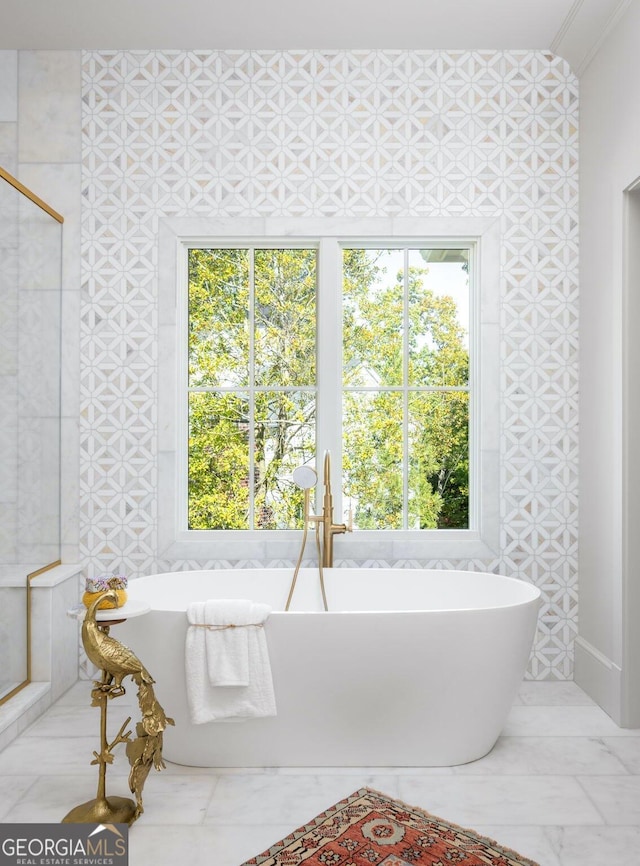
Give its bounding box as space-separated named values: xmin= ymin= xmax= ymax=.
xmin=574 ymin=635 xmax=622 ymax=724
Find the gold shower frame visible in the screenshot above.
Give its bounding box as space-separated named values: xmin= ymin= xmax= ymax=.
xmin=0 ymin=165 xmax=64 ymax=708
xmin=0 ymin=166 xmax=64 ymax=223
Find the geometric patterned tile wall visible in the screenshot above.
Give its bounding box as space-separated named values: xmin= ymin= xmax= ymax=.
xmin=81 ymin=50 xmax=579 ymax=679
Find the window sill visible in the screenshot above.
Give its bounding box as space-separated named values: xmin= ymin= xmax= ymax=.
xmin=159 ymin=529 xmax=499 ymax=564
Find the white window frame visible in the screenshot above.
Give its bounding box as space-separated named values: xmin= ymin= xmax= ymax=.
xmin=158 ymin=217 xmax=500 ymax=562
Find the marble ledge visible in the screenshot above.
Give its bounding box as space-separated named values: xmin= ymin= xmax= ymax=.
xmin=0 ymin=682 xmax=50 ymax=740
xmin=30 ymin=563 xmax=82 ymax=588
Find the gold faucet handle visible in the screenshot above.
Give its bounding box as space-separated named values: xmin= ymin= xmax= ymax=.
xmin=346 ymin=503 xmax=354 ymax=533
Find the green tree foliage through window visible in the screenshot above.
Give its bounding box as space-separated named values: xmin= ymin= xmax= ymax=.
xmin=342 ymin=248 xmax=469 ymax=530
xmin=187 ymin=244 xmax=470 ymax=531
xmin=188 ymin=248 xmax=316 ymax=530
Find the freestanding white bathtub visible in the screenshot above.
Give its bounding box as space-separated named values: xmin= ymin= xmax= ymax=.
xmin=118 ymin=568 xmax=540 ymax=767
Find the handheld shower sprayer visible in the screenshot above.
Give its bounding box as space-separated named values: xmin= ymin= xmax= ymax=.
xmin=286 ymin=453 xmax=352 ymax=611
xmin=286 ymin=463 xmax=321 ymax=611
xmin=292 ymin=465 xmax=318 ymax=491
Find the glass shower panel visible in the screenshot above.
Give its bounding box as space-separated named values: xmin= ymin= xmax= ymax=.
xmin=0 ymin=168 xmax=63 ymax=703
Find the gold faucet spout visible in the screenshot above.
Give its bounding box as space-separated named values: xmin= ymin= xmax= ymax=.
xmin=320 ymin=451 xmax=350 ymax=568
xmin=287 ymin=451 xmax=352 ymax=611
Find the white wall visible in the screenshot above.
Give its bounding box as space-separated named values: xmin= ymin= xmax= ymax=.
xmin=577 ymin=0 xmax=640 ymax=722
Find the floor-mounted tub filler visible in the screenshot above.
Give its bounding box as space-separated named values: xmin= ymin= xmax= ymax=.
xmin=119 ymin=567 xmax=541 ymax=767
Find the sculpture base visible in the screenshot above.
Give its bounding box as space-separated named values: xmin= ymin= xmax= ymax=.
xmin=62 ymin=795 xmax=137 ymax=824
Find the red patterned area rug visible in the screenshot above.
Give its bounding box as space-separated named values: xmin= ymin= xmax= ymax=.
xmin=241 ymin=787 xmax=540 ymax=866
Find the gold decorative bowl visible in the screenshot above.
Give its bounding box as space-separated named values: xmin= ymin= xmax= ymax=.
xmin=82 ymin=589 xmax=128 ymax=610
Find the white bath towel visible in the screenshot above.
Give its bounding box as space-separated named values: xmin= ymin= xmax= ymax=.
xmin=190 ymin=599 xmax=253 ymax=687
xmin=185 ymin=599 xmax=276 ymax=724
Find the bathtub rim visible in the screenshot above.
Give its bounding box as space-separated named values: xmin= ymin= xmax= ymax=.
xmin=125 ymin=567 xmax=542 ymax=615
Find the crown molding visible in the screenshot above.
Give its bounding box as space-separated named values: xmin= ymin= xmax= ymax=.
xmin=552 ymin=0 xmax=633 ymax=75
xmin=577 ymin=0 xmax=633 ymax=74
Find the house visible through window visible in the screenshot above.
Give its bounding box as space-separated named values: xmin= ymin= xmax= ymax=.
xmin=342 ymin=247 xmax=470 ymax=530
xmin=185 ymin=241 xmax=472 ymax=532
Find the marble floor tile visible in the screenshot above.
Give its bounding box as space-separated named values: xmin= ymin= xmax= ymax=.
xmin=129 ymin=823 xmax=294 ymax=866
xmin=470 ymin=825 xmax=562 ymax=866
xmin=503 ymin=705 xmax=640 ymax=737
xmin=577 ymin=775 xmax=640 ymax=824
xmin=161 ymin=761 xmax=273 ymax=776
xmin=453 ymin=736 xmax=628 ymax=775
xmin=130 ymin=774 xmax=218 ymax=825
xmin=554 ymin=826 xmax=640 ymax=864
xmin=275 ymin=764 xmax=455 ymax=776
xmin=396 ymin=775 xmax=603 ymax=826
xmin=0 ymin=775 xmax=38 ymax=822
xmin=22 ymin=703 xmax=110 ymax=737
xmin=601 ymin=736 xmax=640 ymax=773
xmin=1 ymin=775 xmax=99 ymax=823
xmin=517 ymin=681 xmax=595 ymax=706
xmin=204 ymin=773 xmax=400 ymax=826
xmin=1 ymin=772 xmax=215 ymax=827
xmin=0 ymin=735 xmax=130 ymax=776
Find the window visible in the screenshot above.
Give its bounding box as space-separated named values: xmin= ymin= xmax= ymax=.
xmin=342 ymin=247 xmax=470 ymax=530
xmin=185 ymin=240 xmax=472 ymax=532
xmin=187 ymin=247 xmax=317 ymax=530
xmin=159 ymin=217 xmax=499 ymax=560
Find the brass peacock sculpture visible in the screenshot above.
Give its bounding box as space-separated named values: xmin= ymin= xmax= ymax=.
xmin=83 ymin=591 xmax=155 ymax=697
xmin=72 ymin=590 xmax=174 ymax=822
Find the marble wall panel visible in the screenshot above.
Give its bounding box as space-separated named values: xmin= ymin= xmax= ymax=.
xmin=30 ymin=570 xmax=81 ymax=701
xmin=0 ymin=52 xmax=17 ymax=123
xmin=17 ymin=416 xmax=61 ymax=566
xmin=18 ymin=51 xmax=81 ymax=164
xmin=0 ymin=124 xmax=17 ymax=175
xmin=0 ymin=586 xmax=27 ymax=692
xmin=0 ymin=507 xmax=18 ymax=565
xmin=17 ymin=289 xmax=61 ymax=419
xmin=19 ymin=150 xmax=83 ymax=566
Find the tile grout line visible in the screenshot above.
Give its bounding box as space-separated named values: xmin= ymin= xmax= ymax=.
xmin=197 ymin=773 xmax=222 ymax=824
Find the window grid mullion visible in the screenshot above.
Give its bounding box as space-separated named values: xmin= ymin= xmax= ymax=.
xmin=403 ymin=246 xmax=409 ymax=530
xmin=342 ymin=386 xmax=470 ymax=393
xmin=317 ymin=238 xmax=342 ymax=516
xmin=248 ymin=247 xmax=255 ymax=530
xmin=189 ymin=386 xmax=319 ymax=393
xmin=469 ymin=243 xmax=478 ymax=532
xmin=181 ymin=243 xmax=190 ymax=532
